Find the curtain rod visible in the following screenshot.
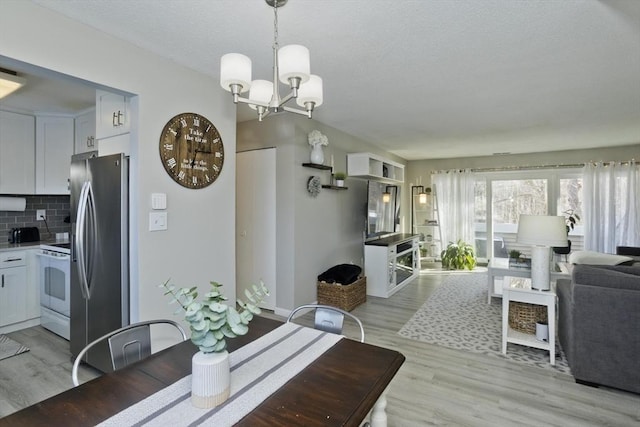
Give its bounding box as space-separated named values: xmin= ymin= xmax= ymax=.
xmin=433 ymin=159 xmax=636 ymax=174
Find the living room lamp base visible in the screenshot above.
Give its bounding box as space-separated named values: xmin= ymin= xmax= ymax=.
xmin=530 ymin=245 xmax=551 ymax=291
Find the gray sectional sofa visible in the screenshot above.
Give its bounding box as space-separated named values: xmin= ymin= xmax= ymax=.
xmin=557 ymin=264 xmax=640 ymax=394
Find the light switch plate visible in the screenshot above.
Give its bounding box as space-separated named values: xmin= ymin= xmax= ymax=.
xmin=151 ymin=193 xmax=167 ymax=210
xmin=149 ymin=212 xmax=168 ymax=231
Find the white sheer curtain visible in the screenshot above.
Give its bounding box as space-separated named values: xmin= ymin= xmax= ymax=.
xmin=432 ymin=169 xmax=476 ymax=251
xmin=583 ymin=160 xmax=639 ymax=252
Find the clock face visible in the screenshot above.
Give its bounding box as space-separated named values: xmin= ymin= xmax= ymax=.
xmin=159 ymin=113 xmax=224 ymax=189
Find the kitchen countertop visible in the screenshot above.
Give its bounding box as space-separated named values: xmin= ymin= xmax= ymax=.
xmin=0 ymin=239 xmax=68 ymax=252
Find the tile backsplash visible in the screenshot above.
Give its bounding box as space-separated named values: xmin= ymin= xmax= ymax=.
xmin=0 ymin=195 xmax=71 ymax=242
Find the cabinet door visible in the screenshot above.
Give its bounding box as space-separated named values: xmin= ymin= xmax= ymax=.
xmin=26 ymin=250 xmax=40 ymax=319
xmin=36 ymin=116 xmax=74 ymax=194
xmin=0 ymin=266 xmax=28 ymax=327
xmin=0 ymin=110 xmax=35 ymax=194
xmin=74 ymin=109 xmax=96 ymax=154
xmin=96 ymin=90 xmax=129 ymax=139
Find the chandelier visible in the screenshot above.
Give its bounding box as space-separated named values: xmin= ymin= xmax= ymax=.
xmin=219 ymin=0 xmax=323 ymax=121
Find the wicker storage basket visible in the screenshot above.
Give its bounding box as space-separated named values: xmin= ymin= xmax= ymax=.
xmin=317 ymin=276 xmax=366 ymax=312
xmin=508 ymin=301 xmax=548 ymax=334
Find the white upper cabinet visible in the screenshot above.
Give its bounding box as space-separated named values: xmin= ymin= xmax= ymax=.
xmin=0 ymin=110 xmax=35 ymax=194
xmin=35 ymin=115 xmax=74 ymax=194
xmin=74 ymin=108 xmax=96 ymax=154
xmin=96 ymin=90 xmax=130 ymax=139
xmin=347 ymin=152 xmax=405 ymax=183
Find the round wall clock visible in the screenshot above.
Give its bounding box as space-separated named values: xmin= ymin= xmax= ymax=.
xmin=159 ymin=113 xmax=224 ymax=189
xmin=307 ymin=176 xmax=321 ymax=197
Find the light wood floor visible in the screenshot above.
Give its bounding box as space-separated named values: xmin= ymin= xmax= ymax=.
xmin=1 ymin=272 xmax=639 ymax=425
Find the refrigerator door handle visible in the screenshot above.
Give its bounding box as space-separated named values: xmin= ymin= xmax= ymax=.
xmin=75 ymin=181 xmax=91 ymax=300
xmin=86 ymin=181 xmax=98 ymax=289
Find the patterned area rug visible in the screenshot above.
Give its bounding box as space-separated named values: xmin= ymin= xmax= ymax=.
xmin=398 ymin=272 xmax=571 ymax=374
xmin=0 ymin=334 xmax=30 ymax=362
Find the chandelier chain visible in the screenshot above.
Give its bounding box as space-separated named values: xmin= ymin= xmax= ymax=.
xmin=273 ymin=1 xmax=279 ymax=50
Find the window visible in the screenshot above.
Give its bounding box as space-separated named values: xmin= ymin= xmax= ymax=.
xmin=473 ymin=169 xmax=584 ymax=260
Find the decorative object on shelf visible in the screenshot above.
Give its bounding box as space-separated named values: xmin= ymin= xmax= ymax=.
xmin=160 ymin=280 xmax=269 ymax=408
xmin=219 ymin=0 xmax=322 ymax=121
xmin=307 ymin=176 xmax=321 ymax=197
xmin=516 ymin=215 xmax=567 ymax=291
xmin=159 ymin=113 xmax=224 ymax=189
xmin=308 ymin=130 xmax=328 ymax=165
xmin=440 ymin=239 xmax=477 ymax=270
xmin=333 ymin=172 xmax=347 ymax=187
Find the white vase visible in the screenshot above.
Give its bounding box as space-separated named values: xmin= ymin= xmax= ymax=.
xmin=310 ymin=144 xmax=324 ymax=165
xmin=191 ymin=350 xmax=230 ymax=408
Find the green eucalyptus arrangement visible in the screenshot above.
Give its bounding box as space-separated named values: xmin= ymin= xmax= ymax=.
xmin=160 ymin=280 xmax=269 ymax=353
xmin=440 ymin=239 xmax=477 ymax=270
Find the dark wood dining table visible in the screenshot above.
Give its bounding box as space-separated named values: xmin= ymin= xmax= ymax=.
xmin=0 ymin=316 xmax=405 ymax=426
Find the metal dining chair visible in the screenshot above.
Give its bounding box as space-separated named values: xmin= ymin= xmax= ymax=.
xmin=286 ymin=304 xmax=365 ymax=343
xmin=72 ymin=319 xmax=187 ymax=386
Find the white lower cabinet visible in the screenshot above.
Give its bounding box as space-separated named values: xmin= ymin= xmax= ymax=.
xmin=0 ymin=250 xmax=40 ymax=333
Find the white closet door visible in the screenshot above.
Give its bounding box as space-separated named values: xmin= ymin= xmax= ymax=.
xmin=236 ymin=148 xmax=276 ymax=310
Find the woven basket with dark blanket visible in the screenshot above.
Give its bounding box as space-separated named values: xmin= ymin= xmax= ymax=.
xmin=317 ymin=264 xmax=362 ymax=286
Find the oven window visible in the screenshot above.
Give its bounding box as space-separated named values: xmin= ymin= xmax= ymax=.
xmin=45 ymin=267 xmax=67 ymax=300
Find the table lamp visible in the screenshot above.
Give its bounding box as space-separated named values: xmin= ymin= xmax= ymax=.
xmin=516 ymin=215 xmax=567 ymax=291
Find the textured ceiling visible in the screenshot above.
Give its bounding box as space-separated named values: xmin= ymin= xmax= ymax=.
xmin=12 ymin=0 xmax=640 ymax=159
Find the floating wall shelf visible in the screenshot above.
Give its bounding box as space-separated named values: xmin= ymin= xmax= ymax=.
xmin=302 ymin=163 xmax=348 ymax=190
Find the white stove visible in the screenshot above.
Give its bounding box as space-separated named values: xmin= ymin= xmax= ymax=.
xmin=37 ymin=242 xmax=71 ymax=339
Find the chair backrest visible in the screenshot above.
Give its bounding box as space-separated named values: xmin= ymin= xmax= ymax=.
xmin=286 ymin=304 xmax=365 ymax=342
xmin=72 ymin=319 xmax=187 ymax=386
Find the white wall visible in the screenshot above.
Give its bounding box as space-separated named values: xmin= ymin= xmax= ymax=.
xmin=238 ymin=115 xmax=406 ymax=312
xmin=405 ymin=144 xmax=639 ymax=229
xmin=1 ymin=2 xmax=237 ymax=329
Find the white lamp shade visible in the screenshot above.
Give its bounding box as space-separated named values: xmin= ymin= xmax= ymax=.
xmin=220 ymin=53 xmax=252 ymax=93
xmin=278 ymin=45 xmax=310 ymax=85
xmin=296 ymin=75 xmax=323 ymax=107
xmin=248 ymin=80 xmax=273 ymax=110
xmin=517 ymin=215 xmax=567 ymax=247
xmin=0 ymin=71 xmax=26 ymax=99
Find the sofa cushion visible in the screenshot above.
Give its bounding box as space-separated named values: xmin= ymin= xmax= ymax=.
xmin=569 ymin=250 xmax=632 ymax=266
xmin=572 ymin=264 xmax=640 ymax=291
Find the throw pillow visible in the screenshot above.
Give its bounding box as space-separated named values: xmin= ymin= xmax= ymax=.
xmin=568 ymin=250 xmax=633 ymax=266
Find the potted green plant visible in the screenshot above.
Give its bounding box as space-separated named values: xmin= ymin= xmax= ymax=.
xmin=554 ymin=209 xmax=581 ymax=258
xmin=333 ymin=172 xmax=347 ymax=187
xmin=440 ymin=239 xmax=477 ymax=270
xmin=508 ymin=249 xmax=522 ymax=260
xmin=160 ymin=279 xmax=269 ymax=408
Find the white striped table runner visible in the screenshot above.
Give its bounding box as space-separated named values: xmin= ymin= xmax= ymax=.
xmin=98 ymin=323 xmax=342 ymax=427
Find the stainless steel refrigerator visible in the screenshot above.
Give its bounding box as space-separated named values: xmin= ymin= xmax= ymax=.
xmin=70 ymin=152 xmax=129 ymax=373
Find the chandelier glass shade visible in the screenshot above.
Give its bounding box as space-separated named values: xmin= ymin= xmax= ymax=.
xmin=219 ymin=0 xmax=323 ymax=121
